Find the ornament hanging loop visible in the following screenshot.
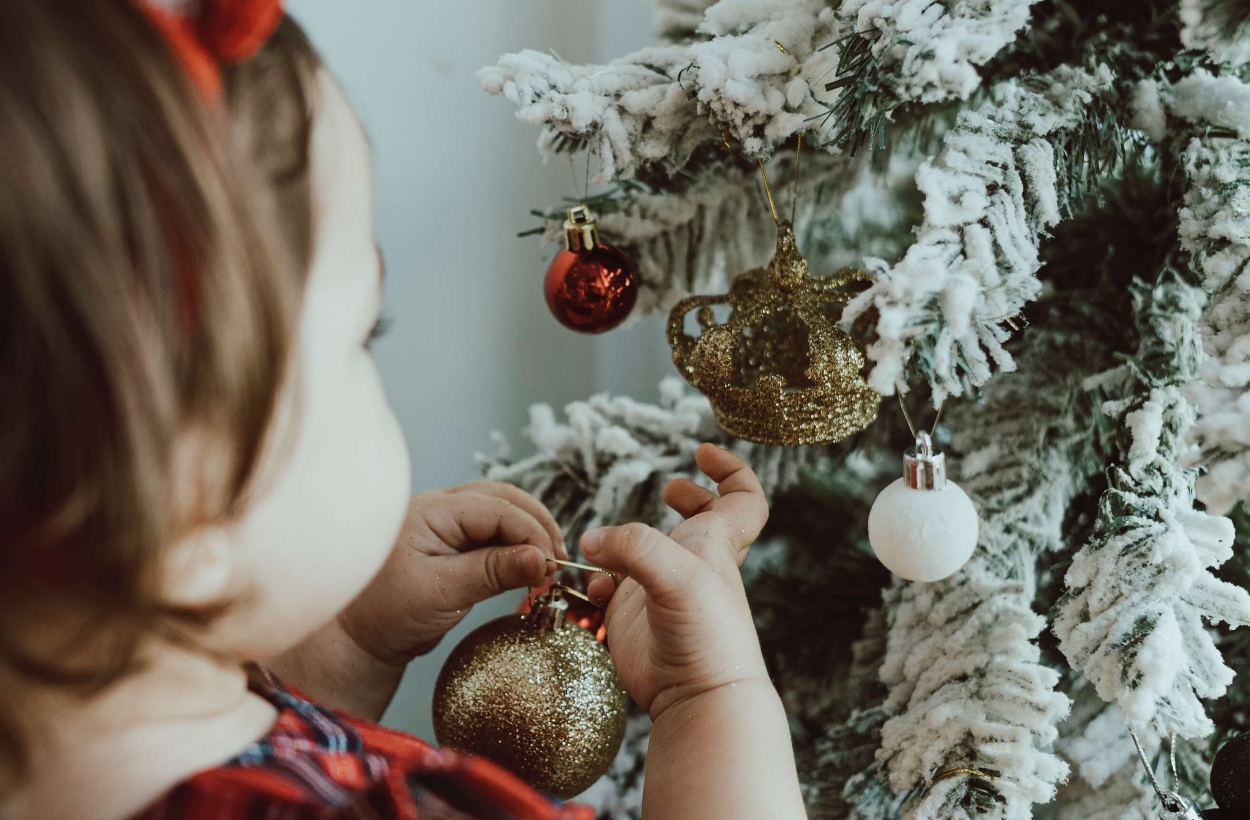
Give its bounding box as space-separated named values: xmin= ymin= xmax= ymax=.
xmin=1128 ymin=729 xmax=1204 ymax=820
xmin=897 ymin=390 xmax=943 ymax=440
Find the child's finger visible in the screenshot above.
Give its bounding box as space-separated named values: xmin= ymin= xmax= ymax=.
xmin=423 ymin=493 xmax=558 ymax=559
xmin=663 ymin=478 xmax=718 ymax=519
xmin=581 ymin=524 xmax=700 ymax=604
xmin=450 ymin=481 xmax=567 ymax=559
xmin=693 ymin=443 xmax=769 ymax=550
xmin=428 ymin=545 xmax=549 ymax=612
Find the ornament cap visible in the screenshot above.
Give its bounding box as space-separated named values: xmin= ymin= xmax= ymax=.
xmin=1158 ymin=792 xmax=1204 ymax=820
xmin=526 ymin=589 xmax=570 ymax=630
xmin=904 ymin=431 xmax=946 ymax=490
xmin=563 ymin=205 xmax=600 ymax=253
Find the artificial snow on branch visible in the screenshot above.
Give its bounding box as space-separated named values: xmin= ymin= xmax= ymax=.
xmin=837 ymin=0 xmax=1036 ymax=104
xmin=482 ymin=378 xmax=826 ymax=553
xmin=841 ymin=65 xmax=1116 ymax=401
xmin=477 ymin=0 xmax=836 ymax=183
xmin=1167 ymin=72 xmax=1250 ymax=515
xmin=1179 ymin=0 xmax=1250 ymax=67
xmin=1054 ymin=277 xmax=1250 ymax=740
xmin=478 ymin=0 xmax=1038 ymax=183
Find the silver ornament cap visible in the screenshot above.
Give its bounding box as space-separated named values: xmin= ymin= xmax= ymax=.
xmin=904 ymin=431 xmax=945 ymax=490
xmin=1158 ymin=792 xmax=1204 ymax=819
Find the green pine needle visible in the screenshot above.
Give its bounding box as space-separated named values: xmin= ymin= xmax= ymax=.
xmin=814 ymin=30 xmax=900 ymax=156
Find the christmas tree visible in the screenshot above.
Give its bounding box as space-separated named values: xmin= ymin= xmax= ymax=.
xmin=476 ymin=1 xmax=1250 ymax=817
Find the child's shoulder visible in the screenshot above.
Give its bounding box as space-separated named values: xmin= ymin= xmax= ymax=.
xmin=135 ymin=666 xmax=594 ymax=820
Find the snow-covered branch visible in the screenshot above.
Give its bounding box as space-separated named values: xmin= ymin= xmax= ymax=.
xmin=842 ymin=65 xmax=1116 ymax=401
xmin=482 ymin=377 xmax=827 ymax=558
xmin=1167 ymin=71 xmax=1250 ymax=515
xmin=1054 ymin=278 xmax=1250 ymax=740
xmin=838 ymin=0 xmax=1035 ymax=104
xmin=478 ymin=0 xmax=1038 ymax=182
xmin=1179 ymin=0 xmax=1250 ymax=67
xmin=868 ymin=320 xmax=1116 ymax=819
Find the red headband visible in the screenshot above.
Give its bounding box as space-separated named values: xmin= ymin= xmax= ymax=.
xmin=136 ymin=0 xmax=284 ymax=333
xmin=139 ymin=0 xmax=284 ymax=99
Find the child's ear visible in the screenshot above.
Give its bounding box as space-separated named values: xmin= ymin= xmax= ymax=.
xmin=161 ymin=527 xmax=235 ymax=608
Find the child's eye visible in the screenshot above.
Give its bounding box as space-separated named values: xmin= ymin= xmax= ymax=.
xmin=367 ymin=313 xmax=392 ymax=349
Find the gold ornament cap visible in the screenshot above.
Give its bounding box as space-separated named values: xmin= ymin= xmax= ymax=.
xmin=666 ymin=221 xmax=880 ymax=446
xmin=563 ymin=205 xmax=600 ymax=253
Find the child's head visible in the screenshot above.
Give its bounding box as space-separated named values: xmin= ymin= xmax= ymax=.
xmin=0 ymin=0 xmax=409 ymax=778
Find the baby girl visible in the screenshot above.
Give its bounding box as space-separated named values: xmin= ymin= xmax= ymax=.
xmin=0 ymin=2 xmax=806 ymax=818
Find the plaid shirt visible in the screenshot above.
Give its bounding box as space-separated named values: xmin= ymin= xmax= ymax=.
xmin=137 ymin=666 xmax=595 ymax=820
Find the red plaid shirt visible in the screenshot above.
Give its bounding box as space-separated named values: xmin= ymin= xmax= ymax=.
xmin=137 ymin=666 xmax=595 ymax=820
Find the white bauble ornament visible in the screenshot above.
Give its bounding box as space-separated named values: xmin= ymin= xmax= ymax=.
xmin=867 ymin=431 xmax=978 ymax=582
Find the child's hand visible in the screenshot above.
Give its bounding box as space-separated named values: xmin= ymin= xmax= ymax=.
xmin=580 ymin=444 xmax=769 ymax=722
xmin=340 ymin=481 xmax=566 ymax=663
xmin=582 ymin=447 xmax=805 ymax=820
xmin=271 ymin=481 xmax=564 ymax=718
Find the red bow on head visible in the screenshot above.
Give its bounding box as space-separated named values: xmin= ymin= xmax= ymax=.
xmin=140 ymin=0 xmax=284 ymax=99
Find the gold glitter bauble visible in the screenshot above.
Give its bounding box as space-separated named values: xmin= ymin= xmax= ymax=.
xmin=432 ymin=592 xmax=628 ymax=799
xmin=667 ymin=221 xmax=880 ymax=445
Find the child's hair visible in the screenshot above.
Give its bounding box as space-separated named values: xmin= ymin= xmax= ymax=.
xmin=0 ymin=0 xmax=321 ymax=782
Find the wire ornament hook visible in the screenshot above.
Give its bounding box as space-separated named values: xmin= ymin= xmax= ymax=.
xmin=897 ymin=391 xmax=943 ymax=440
xmin=535 ymin=557 xmax=621 ymax=610
xmin=1128 ymin=730 xmax=1201 ymax=818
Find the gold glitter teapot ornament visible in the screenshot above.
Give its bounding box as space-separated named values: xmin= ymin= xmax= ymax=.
xmin=666 ymin=219 xmax=880 ymax=445
xmin=432 ymin=588 xmax=627 ymax=799
xmin=666 ymin=135 xmax=879 ymax=446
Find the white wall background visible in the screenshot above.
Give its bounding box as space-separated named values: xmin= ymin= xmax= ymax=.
xmin=286 ymin=1 xmax=671 ymax=740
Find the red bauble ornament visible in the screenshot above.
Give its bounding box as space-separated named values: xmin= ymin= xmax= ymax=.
xmin=544 ymin=205 xmax=639 ymax=334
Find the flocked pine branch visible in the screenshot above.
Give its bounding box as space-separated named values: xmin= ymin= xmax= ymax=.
xmin=1165 ymin=71 xmax=1250 ymax=515
xmin=1053 ymin=685 xmax=1157 ymax=819
xmin=477 ymin=0 xmax=839 ymax=184
xmin=481 ymin=378 xmax=828 ymax=554
xmin=840 ymin=64 xmax=1124 ymax=401
xmin=1053 ymin=270 xmax=1250 ymax=740
xmin=836 ymin=0 xmax=1036 ymax=105
xmin=1053 ymin=71 xmax=1250 ymax=747
xmin=1180 ymin=0 xmax=1250 ymax=66
xmin=479 ymin=0 xmax=1039 ymax=182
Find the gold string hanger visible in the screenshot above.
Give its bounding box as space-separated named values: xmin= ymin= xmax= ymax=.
xmin=757 ymin=131 xmax=802 ymax=226
xmin=538 ymin=557 xmax=620 ymax=610
xmin=567 ymin=148 xmax=592 ymax=203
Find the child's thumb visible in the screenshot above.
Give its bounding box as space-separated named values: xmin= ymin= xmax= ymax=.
xmin=581 ymin=523 xmax=701 ymax=603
